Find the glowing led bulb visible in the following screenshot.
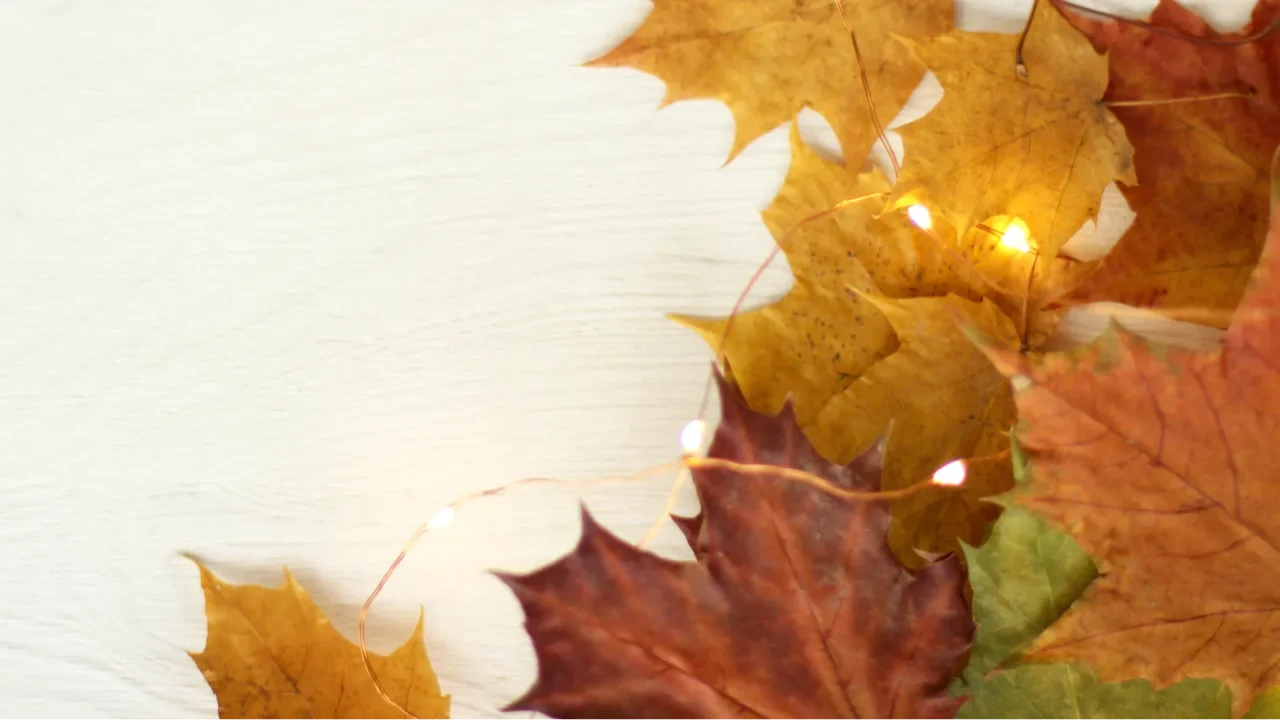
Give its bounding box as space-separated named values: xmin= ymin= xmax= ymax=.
xmin=1000 ymin=220 xmax=1033 ymax=254
xmin=931 ymin=459 xmax=967 ymax=487
xmin=427 ymin=505 xmax=456 ymax=531
xmin=906 ymin=204 xmax=933 ymax=231
xmin=680 ymin=419 xmax=706 ymax=454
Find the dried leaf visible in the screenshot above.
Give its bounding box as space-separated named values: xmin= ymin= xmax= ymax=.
xmin=673 ymin=125 xmax=940 ymax=420
xmin=963 ymin=664 xmax=1234 ymax=719
xmin=675 ymin=128 xmax=1041 ymax=566
xmin=500 ymin=372 xmax=973 ymax=718
xmin=955 ymin=441 xmax=1241 ymax=718
xmin=961 ymin=502 xmax=1098 ymax=680
xmin=589 ymin=0 xmax=952 ymax=161
xmin=1060 ymin=0 xmax=1280 ymax=320
xmin=189 ymin=560 xmax=449 ymax=719
xmin=889 ymin=0 xmax=1135 ymax=259
xmin=975 ymin=151 xmax=1280 ymax=716
xmin=1247 ymin=687 xmax=1280 ymax=719
xmin=807 ymin=293 xmax=1020 ymax=565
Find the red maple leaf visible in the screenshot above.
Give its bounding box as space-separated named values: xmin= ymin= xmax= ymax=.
xmin=499 ymin=373 xmax=974 ymax=718
xmin=1058 ymin=0 xmax=1280 ymax=317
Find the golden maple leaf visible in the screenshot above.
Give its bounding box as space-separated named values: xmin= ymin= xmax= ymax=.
xmin=189 ymin=560 xmax=450 ymax=719
xmin=588 ymin=0 xmax=952 ymax=162
xmin=888 ymin=0 xmax=1136 ymax=260
xmin=672 ymin=127 xmax=1085 ymax=565
xmin=674 ymin=126 xmax=998 ymax=419
xmin=806 ymin=293 xmax=1019 ymax=565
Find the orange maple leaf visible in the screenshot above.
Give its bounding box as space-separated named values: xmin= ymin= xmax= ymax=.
xmin=587 ymin=0 xmax=952 ymax=162
xmin=1060 ymin=0 xmax=1280 ymax=321
xmin=981 ymin=149 xmax=1280 ymax=717
xmin=189 ymin=561 xmax=450 ymax=719
xmin=500 ymin=372 xmax=973 ymax=718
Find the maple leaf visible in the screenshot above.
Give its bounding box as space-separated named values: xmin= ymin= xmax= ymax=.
xmin=959 ymin=439 xmax=1097 ymax=683
xmin=675 ymin=127 xmax=1081 ymax=566
xmin=673 ymin=125 xmax=978 ymax=421
xmin=975 ymin=150 xmax=1280 ymax=717
xmin=499 ymin=371 xmax=974 ymax=718
xmin=805 ymin=293 xmax=1019 ymax=566
xmin=953 ymin=440 xmax=1277 ymax=718
xmin=888 ymin=0 xmax=1136 ymax=260
xmin=964 ymin=664 xmax=1234 ymax=718
xmin=1058 ymin=0 xmax=1280 ymax=321
xmin=588 ymin=0 xmax=952 ymax=162
xmin=189 ymin=560 xmax=449 ymax=719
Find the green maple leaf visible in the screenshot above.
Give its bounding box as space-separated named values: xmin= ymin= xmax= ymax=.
xmin=958 ymin=435 xmax=1097 ymax=683
xmin=962 ymin=665 xmax=1232 ymax=719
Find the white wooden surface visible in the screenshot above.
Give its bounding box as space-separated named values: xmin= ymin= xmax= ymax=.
xmin=0 ymin=1 xmax=1251 ymax=717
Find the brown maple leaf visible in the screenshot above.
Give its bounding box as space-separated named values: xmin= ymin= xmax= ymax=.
xmin=887 ymin=0 xmax=1135 ymax=260
xmin=978 ymin=149 xmax=1280 ymax=717
xmin=1059 ymin=0 xmax=1280 ymax=321
xmin=499 ymin=372 xmax=974 ymax=718
xmin=588 ymin=0 xmax=952 ymax=162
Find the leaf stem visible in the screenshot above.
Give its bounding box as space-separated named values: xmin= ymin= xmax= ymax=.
xmin=1021 ymin=251 xmax=1040 ymax=353
xmin=1015 ymin=0 xmax=1042 ymax=79
xmin=834 ymin=0 xmax=900 ymax=176
xmin=1102 ymin=91 xmax=1253 ymax=108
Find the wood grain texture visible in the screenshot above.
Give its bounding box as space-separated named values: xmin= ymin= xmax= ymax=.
xmin=0 ymin=0 xmax=1252 ymax=716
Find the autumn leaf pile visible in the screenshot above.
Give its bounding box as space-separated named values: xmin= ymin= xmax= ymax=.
xmin=183 ymin=0 xmax=1280 ymax=718
xmin=512 ymin=0 xmax=1280 ymax=716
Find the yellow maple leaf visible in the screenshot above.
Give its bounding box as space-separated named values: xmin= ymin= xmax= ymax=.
xmin=674 ymin=127 xmax=1056 ymax=564
xmin=588 ymin=0 xmax=952 ymax=162
xmin=806 ymin=293 xmax=1020 ymax=565
xmin=674 ymin=126 xmax=998 ymax=419
xmin=888 ymin=0 xmax=1136 ymax=259
xmin=189 ymin=560 xmax=449 ymax=719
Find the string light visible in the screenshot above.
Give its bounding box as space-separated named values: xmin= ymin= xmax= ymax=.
xmin=426 ymin=505 xmax=455 ymax=531
xmin=357 ymin=461 xmax=681 ymax=719
xmin=931 ymin=459 xmax=967 ymax=487
xmin=906 ymin=204 xmax=933 ymax=231
xmin=1000 ymin=219 xmax=1034 ymax=254
xmin=359 ymin=421 xmax=974 ymax=717
xmin=679 ymin=419 xmax=706 ymax=454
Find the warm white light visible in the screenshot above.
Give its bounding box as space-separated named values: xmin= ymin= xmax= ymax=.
xmin=931 ymin=459 xmax=967 ymax=487
xmin=680 ymin=419 xmax=706 ymax=454
xmin=906 ymin=204 xmax=933 ymax=231
xmin=427 ymin=505 xmax=456 ymax=531
xmin=1000 ymin=220 xmax=1033 ymax=254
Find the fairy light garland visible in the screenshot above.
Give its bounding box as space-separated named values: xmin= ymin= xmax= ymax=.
xmin=341 ymin=0 xmax=1280 ymax=711
xmin=1000 ymin=218 xmax=1034 ymax=254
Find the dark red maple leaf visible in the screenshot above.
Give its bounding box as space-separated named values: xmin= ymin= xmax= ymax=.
xmin=498 ymin=373 xmax=974 ymax=718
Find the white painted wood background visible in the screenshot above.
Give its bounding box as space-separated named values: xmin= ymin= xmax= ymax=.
xmin=0 ymin=0 xmax=1253 ymax=716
